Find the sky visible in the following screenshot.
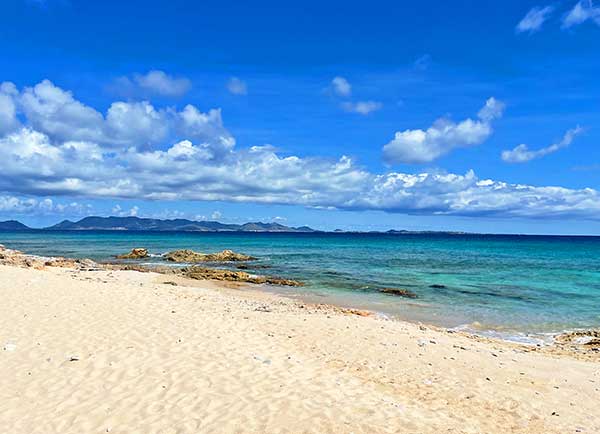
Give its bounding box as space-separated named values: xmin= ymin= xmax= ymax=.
xmin=0 ymin=0 xmax=599 ymax=234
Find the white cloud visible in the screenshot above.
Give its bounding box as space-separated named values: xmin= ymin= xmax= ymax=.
xmin=341 ymin=101 xmax=382 ymax=115
xmin=0 ymin=195 xmax=91 ymax=215
xmin=1 ymin=79 xmax=231 ymax=149
xmin=413 ymin=54 xmax=432 ymax=71
xmin=211 ymin=211 xmax=222 ymax=220
xmin=331 ymin=76 xmax=352 ymax=97
xmin=111 ymin=204 xmax=139 ymax=217
xmin=501 ymin=126 xmax=583 ymax=163
xmin=1 ymin=80 xmax=600 ymax=221
xmin=516 ymin=6 xmax=555 ymax=33
xmin=0 ymin=82 xmax=20 ymax=135
xmin=562 ymin=0 xmax=600 ymax=28
xmin=383 ymin=97 xmax=505 ymax=164
xmin=227 ymin=77 xmax=247 ymax=95
xmin=114 ymin=70 xmax=191 ymax=97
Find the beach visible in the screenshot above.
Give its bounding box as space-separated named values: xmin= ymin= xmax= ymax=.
xmin=1 ymin=250 xmax=599 ymax=433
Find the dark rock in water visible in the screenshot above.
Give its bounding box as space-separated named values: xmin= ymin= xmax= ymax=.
xmin=183 ymin=266 xmax=302 ymax=287
xmin=429 ymin=284 xmax=447 ymax=289
xmin=116 ymin=248 xmax=148 ymax=259
xmin=165 ymin=249 xmax=256 ymax=263
xmin=235 ymin=263 xmax=271 ymax=270
xmin=379 ymin=287 xmax=418 ymax=298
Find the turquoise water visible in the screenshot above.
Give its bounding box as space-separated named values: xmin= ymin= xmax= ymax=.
xmin=2 ymin=231 xmax=599 ymax=342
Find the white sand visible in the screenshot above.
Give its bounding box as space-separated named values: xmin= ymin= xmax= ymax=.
xmin=0 ymin=264 xmax=599 ymax=433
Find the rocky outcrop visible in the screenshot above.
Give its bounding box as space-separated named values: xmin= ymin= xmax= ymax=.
xmin=164 ymin=249 xmax=256 ymax=263
xmin=116 ymin=248 xmax=149 ymax=259
xmin=182 ymin=266 xmax=302 ymax=287
xmin=379 ymin=287 xmax=418 ymax=298
xmin=0 ymin=244 xmax=99 ymax=270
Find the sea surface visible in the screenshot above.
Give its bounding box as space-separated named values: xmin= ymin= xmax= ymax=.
xmin=2 ymin=230 xmax=599 ymax=343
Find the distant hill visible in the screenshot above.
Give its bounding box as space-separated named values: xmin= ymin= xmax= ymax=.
xmin=45 ymin=216 xmax=317 ymax=233
xmin=0 ymin=220 xmax=30 ymax=231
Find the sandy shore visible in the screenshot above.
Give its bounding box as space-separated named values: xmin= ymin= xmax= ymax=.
xmin=1 ymin=261 xmax=599 ymax=433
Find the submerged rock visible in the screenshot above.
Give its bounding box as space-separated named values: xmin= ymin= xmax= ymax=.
xmin=164 ymin=249 xmax=256 ymax=263
xmin=182 ymin=266 xmax=302 ymax=287
xmin=429 ymin=284 xmax=447 ymax=289
xmin=235 ymin=263 xmax=271 ymax=270
xmin=379 ymin=287 xmax=418 ymax=298
xmin=116 ymin=248 xmax=148 ymax=259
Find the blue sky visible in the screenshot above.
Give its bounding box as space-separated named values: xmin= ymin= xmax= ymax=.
xmin=0 ymin=0 xmax=599 ymax=233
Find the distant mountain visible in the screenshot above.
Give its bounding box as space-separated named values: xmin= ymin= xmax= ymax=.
xmin=45 ymin=216 xmax=317 ymax=233
xmin=0 ymin=220 xmax=30 ymax=231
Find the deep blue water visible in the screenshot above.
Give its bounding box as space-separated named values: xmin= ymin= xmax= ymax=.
xmin=2 ymin=230 xmax=599 ymax=342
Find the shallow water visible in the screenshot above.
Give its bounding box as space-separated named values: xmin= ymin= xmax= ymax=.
xmin=2 ymin=230 xmax=599 ymax=341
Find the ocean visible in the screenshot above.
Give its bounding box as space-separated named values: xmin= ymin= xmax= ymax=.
xmin=2 ymin=230 xmax=599 ymax=343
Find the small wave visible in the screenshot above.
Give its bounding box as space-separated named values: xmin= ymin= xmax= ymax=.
xmin=450 ymin=323 xmax=553 ymax=346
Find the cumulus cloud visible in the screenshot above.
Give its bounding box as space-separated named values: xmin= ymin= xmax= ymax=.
xmin=501 ymin=126 xmax=583 ymax=163
xmin=516 ymin=6 xmax=555 ymax=33
xmin=1 ymin=79 xmax=230 ymax=149
xmin=341 ymin=100 xmax=382 ymax=115
xmin=113 ymin=70 xmax=191 ymax=97
xmin=383 ymin=97 xmax=505 ymax=164
xmin=562 ymin=0 xmax=600 ymax=28
xmin=227 ymin=77 xmax=247 ymax=95
xmin=1 ymin=80 xmax=600 ymax=221
xmin=111 ymin=204 xmax=139 ymax=217
xmin=0 ymin=195 xmax=91 ymax=215
xmin=331 ymin=77 xmax=352 ymax=97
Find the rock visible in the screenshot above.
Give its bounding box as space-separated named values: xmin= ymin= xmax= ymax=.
xmin=164 ymin=249 xmax=256 ymax=263
xmin=116 ymin=248 xmax=148 ymax=259
xmin=429 ymin=284 xmax=447 ymax=289
xmin=182 ymin=266 xmax=302 ymax=287
xmin=555 ymin=330 xmax=600 ymax=350
xmin=379 ymin=287 xmax=418 ymax=298
xmin=235 ymin=263 xmax=271 ymax=270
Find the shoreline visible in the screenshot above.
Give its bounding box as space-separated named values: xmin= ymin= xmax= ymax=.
xmin=0 ymin=243 xmax=598 ymax=357
xmin=1 ymin=245 xmax=600 ymax=432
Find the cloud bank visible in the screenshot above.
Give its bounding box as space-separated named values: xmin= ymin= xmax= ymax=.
xmin=1 ymin=80 xmax=600 ymax=220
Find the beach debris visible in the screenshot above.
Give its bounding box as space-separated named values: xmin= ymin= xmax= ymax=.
xmin=68 ymin=356 xmax=79 ymax=362
xmin=116 ymin=248 xmax=149 ymax=259
xmin=339 ymin=308 xmax=372 ymax=317
xmin=255 ymin=305 xmax=272 ymax=312
xmin=417 ymin=339 xmax=428 ymax=347
xmin=163 ymin=281 xmax=178 ymax=286
xmin=164 ymin=249 xmax=256 ymax=263
xmin=379 ymin=287 xmax=418 ymax=298
xmin=3 ymin=342 xmax=16 ymax=352
xmin=253 ymin=354 xmax=271 ymax=365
